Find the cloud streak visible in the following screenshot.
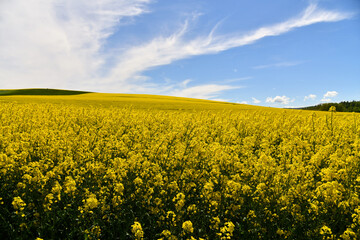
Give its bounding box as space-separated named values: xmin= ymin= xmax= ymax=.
xmin=109 ymin=3 xmax=352 ymax=87
xmin=253 ymin=61 xmax=303 ymax=69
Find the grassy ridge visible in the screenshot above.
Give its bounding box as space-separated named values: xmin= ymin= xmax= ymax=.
xmin=0 ymin=88 xmax=91 ymax=96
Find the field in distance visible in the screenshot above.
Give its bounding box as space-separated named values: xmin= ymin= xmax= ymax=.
xmin=0 ymin=88 xmax=268 ymax=112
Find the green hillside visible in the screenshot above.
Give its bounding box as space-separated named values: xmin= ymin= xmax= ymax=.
xmin=0 ymin=88 xmax=91 ymax=96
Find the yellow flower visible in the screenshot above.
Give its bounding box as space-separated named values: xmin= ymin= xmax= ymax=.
xmin=12 ymin=196 xmax=26 ymax=212
xmin=161 ymin=230 xmax=171 ymax=238
xmin=182 ymin=220 xmax=194 ymax=234
xmin=134 ymin=177 xmax=143 ymax=186
xmin=187 ymin=204 xmax=197 ymax=215
xmin=340 ymin=228 xmax=356 ymax=240
xmin=64 ymin=176 xmax=76 ymax=194
xmin=84 ymin=193 xmax=99 ymax=211
xmin=320 ymin=225 xmax=333 ymax=239
xmin=131 ymin=221 xmax=144 ymax=240
xmin=166 ymin=211 xmax=177 ymax=225
xmin=210 ymin=217 xmax=221 ymax=230
xmin=20 ymin=222 xmax=27 ymax=230
xmin=173 ymin=192 xmax=185 ymax=212
xmin=44 ymin=194 xmax=54 ymax=211
xmin=218 ymin=222 xmax=235 ymax=240
xmin=114 ymin=182 xmax=124 ymax=194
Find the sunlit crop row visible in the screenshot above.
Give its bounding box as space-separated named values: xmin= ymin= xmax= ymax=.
xmin=0 ymin=102 xmax=359 ymax=239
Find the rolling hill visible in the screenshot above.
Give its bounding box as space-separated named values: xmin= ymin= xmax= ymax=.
xmin=0 ymin=88 xmax=266 ymax=112
xmin=0 ymin=88 xmax=90 ymax=96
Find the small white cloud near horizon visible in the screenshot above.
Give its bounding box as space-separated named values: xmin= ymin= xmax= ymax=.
xmin=304 ymin=94 xmax=317 ymax=101
xmin=321 ymin=91 xmax=338 ymax=102
xmin=171 ymin=84 xmax=240 ymax=99
xmin=237 ymin=101 xmax=248 ymax=104
xmin=266 ymin=95 xmax=292 ymax=105
xmin=211 ymin=98 xmax=229 ymax=102
xmin=252 ymin=97 xmax=261 ymax=104
xmin=284 ymin=105 xmax=304 ymax=108
xmin=321 ymin=98 xmax=332 ymax=102
xmin=324 ymin=91 xmax=338 ymax=98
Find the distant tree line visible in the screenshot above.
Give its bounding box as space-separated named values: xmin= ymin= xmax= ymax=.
xmin=302 ymin=101 xmax=360 ymax=112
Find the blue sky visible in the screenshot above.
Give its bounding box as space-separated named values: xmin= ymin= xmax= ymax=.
xmin=0 ymin=0 xmax=359 ymax=107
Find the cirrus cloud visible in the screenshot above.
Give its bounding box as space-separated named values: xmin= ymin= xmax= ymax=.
xmin=108 ymin=4 xmax=353 ymax=89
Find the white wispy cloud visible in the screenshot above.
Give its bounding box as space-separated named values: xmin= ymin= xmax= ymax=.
xmin=180 ymin=79 xmax=192 ymax=88
xmin=0 ymin=0 xmax=152 ymax=90
xmin=304 ymin=94 xmax=317 ymax=101
xmin=109 ymin=4 xmax=352 ymax=87
xmin=0 ymin=2 xmax=353 ymax=94
xmin=321 ymin=91 xmax=338 ymax=102
xmin=253 ymin=61 xmax=302 ymax=69
xmin=266 ymin=95 xmax=293 ymax=105
xmin=252 ymin=97 xmax=261 ymax=104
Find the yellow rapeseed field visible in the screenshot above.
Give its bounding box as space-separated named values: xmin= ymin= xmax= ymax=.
xmin=0 ymin=93 xmax=359 ymax=239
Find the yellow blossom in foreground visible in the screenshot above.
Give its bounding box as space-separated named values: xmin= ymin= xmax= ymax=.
xmin=64 ymin=176 xmax=76 ymax=194
xmin=320 ymin=225 xmax=334 ymax=240
xmin=12 ymin=196 xmax=26 ymax=212
xmin=83 ymin=193 xmax=99 ymax=211
xmin=218 ymin=222 xmax=235 ymax=240
xmin=340 ymin=228 xmax=356 ymax=240
xmin=182 ymin=221 xmax=194 ymax=234
xmin=131 ymin=221 xmax=144 ymax=240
